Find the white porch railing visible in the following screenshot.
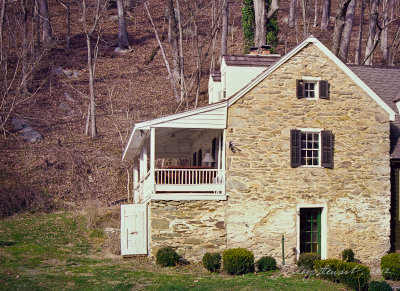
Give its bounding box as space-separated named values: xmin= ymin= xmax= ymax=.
xmin=133 ymin=168 xmax=225 ymax=201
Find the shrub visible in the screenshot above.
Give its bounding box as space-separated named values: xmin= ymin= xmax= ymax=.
xmin=297 ymin=253 xmax=321 ymax=271
xmin=256 ymin=256 xmax=277 ymax=272
xmin=341 ymin=249 xmax=355 ymax=262
xmin=315 ymin=259 xmax=370 ymax=291
xmin=202 ymin=252 xmax=221 ymax=272
xmin=223 ymin=248 xmax=254 ymax=275
xmin=381 ymin=253 xmax=400 ymax=280
xmin=156 ymin=247 xmax=179 ymax=267
xmin=368 ymin=281 xmax=392 ymax=291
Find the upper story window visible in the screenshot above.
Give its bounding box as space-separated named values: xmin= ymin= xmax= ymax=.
xmin=297 ymin=78 xmax=329 ymax=100
xmin=291 ymin=129 xmax=333 ymax=168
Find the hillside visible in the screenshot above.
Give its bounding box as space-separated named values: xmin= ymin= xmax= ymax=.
xmin=1 ymin=0 xmax=399 ymax=215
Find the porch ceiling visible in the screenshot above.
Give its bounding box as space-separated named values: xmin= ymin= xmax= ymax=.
xmin=122 ymin=103 xmax=227 ymax=161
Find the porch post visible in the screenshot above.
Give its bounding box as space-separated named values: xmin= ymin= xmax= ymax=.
xmin=133 ymin=164 xmax=138 ymax=203
xmin=140 ymin=149 xmax=144 ymax=180
xmin=143 ymin=145 xmax=148 ymax=175
xmin=221 ymin=129 xmax=226 ymax=194
xmin=150 ymin=127 xmax=155 ymax=194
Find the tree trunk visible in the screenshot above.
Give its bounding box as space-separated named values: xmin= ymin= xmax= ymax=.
xmin=364 ymin=0 xmax=380 ymax=65
xmin=289 ymin=0 xmax=296 ymax=28
xmin=220 ymin=0 xmax=228 ymax=61
xmin=254 ymin=0 xmax=266 ymax=48
xmin=354 ymin=0 xmax=365 ymax=64
xmin=67 ymin=0 xmax=70 ymax=49
xmin=86 ymin=33 xmax=97 ymax=138
xmin=117 ymin=0 xmax=130 ymax=49
xmin=37 ymin=0 xmax=52 ymax=44
xmin=321 ymin=0 xmax=331 ymax=30
xmin=331 ymin=0 xmax=352 ymax=56
xmin=20 ymin=0 xmax=28 ymax=94
xmin=176 ymin=0 xmax=185 ymax=103
xmin=167 ymin=0 xmax=179 ymax=82
xmin=0 ymin=0 xmax=6 ymax=62
xmin=381 ymin=0 xmax=389 ymax=62
xmin=339 ymin=0 xmax=356 ymax=62
xmin=388 ymin=22 xmax=400 ymax=66
xmin=314 ymin=0 xmax=318 ymax=27
xmin=301 ymin=0 xmax=308 ymax=37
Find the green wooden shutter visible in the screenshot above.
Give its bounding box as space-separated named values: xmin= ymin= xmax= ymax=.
xmin=319 ymin=80 xmax=329 ymax=99
xmin=291 ymin=129 xmax=301 ymax=167
xmin=297 ymin=80 xmax=304 ymax=99
xmin=321 ymin=130 xmax=333 ymax=168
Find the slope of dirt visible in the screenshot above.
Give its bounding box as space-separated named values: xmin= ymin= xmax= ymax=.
xmin=1 ymin=0 xmax=399 ymax=214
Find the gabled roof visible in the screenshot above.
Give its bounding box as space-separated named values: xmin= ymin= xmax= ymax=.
xmin=223 ymin=54 xmax=281 ymax=67
xmin=227 ymin=36 xmax=396 ymax=121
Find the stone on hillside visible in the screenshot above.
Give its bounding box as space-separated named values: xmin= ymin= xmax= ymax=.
xmin=53 ymin=66 xmax=63 ymax=75
xmin=64 ymin=92 xmax=77 ymax=103
xmin=12 ymin=117 xmax=30 ymax=131
xmin=73 ymin=70 xmax=80 ymax=78
xmin=114 ymin=47 xmax=130 ymax=54
xmin=22 ymin=126 xmax=43 ymax=143
xmin=63 ymin=69 xmax=73 ymax=77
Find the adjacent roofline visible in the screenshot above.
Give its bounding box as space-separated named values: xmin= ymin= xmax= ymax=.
xmin=122 ymin=101 xmax=228 ymax=160
xmin=227 ymin=36 xmax=396 ymax=121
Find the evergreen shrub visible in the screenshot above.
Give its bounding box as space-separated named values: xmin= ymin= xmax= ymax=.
xmin=156 ymin=246 xmax=179 ymax=267
xmin=202 ymin=252 xmax=221 ymax=272
xmin=223 ymin=248 xmax=254 ymax=275
xmin=381 ymin=253 xmax=400 ymax=280
xmin=256 ymin=256 xmax=277 ymax=272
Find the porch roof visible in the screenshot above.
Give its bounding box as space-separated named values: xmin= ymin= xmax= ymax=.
xmin=122 ymin=102 xmax=228 ymax=160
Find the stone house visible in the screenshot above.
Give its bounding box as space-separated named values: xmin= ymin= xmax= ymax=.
xmin=121 ymin=36 xmax=400 ymax=267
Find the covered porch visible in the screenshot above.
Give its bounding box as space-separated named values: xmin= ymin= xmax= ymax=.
xmin=122 ymin=103 xmax=228 ymax=202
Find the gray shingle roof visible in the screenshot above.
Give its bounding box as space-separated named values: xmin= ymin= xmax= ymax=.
xmin=223 ymin=54 xmax=281 ymax=67
xmin=210 ymin=71 xmax=221 ymax=82
xmin=349 ymin=65 xmax=400 ymax=159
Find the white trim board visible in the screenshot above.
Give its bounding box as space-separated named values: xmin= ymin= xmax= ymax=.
xmin=227 ymin=36 xmax=395 ymax=121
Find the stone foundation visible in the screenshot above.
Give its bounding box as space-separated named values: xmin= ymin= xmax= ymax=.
xmin=149 ymin=200 xmax=226 ymax=262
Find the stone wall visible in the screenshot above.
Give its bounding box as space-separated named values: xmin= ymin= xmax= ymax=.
xmin=225 ymin=43 xmax=391 ymax=267
xmin=149 ymin=200 xmax=226 ymax=262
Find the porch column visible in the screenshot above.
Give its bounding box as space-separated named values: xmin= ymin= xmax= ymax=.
xmin=133 ymin=164 xmax=138 ymax=203
xmin=221 ymin=129 xmax=226 ymax=195
xmin=140 ymin=149 xmax=144 ymax=180
xmin=143 ymin=145 xmax=148 ymax=175
xmin=150 ymin=127 xmax=155 ymax=194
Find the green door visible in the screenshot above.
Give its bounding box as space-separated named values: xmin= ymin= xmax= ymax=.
xmin=300 ymin=208 xmax=322 ymax=256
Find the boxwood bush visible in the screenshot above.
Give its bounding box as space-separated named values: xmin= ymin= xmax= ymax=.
xmin=156 ymin=246 xmax=179 ymax=267
xmin=381 ymin=253 xmax=400 ymax=280
xmin=223 ymin=248 xmax=254 ymax=275
xmin=256 ymin=256 xmax=277 ymax=272
xmin=314 ymin=259 xmax=370 ymax=291
xmin=368 ymin=280 xmax=392 ymax=291
xmin=297 ymin=252 xmax=320 ymax=270
xmin=341 ymin=248 xmax=355 ymax=262
xmin=202 ymin=252 xmax=221 ymax=272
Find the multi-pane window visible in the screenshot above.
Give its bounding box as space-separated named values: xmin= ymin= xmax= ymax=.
xmin=291 ymin=129 xmax=333 ymax=168
xmin=301 ymin=132 xmax=320 ymax=166
xmin=304 ymin=82 xmax=316 ymax=99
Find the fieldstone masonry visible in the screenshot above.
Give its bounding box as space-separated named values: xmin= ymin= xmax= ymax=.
xmin=225 ymin=44 xmax=391 ymax=267
xmin=150 ymin=200 xmax=226 ymax=261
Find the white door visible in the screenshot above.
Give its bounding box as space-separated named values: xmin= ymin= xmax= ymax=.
xmin=121 ymin=204 xmax=147 ymax=256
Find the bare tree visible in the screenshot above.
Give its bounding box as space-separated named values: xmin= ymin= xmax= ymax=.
xmin=37 ymin=0 xmax=52 ymax=44
xmin=339 ymin=0 xmax=356 ymax=62
xmin=82 ymin=0 xmax=109 ymax=138
xmin=289 ymin=0 xmax=297 ymax=28
xmin=117 ymin=0 xmax=130 ymax=50
xmin=321 ymin=0 xmax=331 ymax=30
xmin=364 ymin=0 xmax=380 ymax=65
xmin=354 ymin=0 xmax=365 ymax=64
xmin=167 ymin=0 xmax=180 ymax=82
xmin=20 ymin=0 xmax=29 ymax=93
xmin=314 ymin=0 xmax=319 ymax=27
xmin=301 ymin=0 xmax=312 ymax=37
xmin=331 ymin=0 xmax=352 ymax=56
xmin=0 ymin=0 xmax=6 ymax=62
xmin=388 ymin=22 xmax=400 ymax=65
xmin=220 ymin=0 xmax=228 ymax=61
xmin=381 ymin=0 xmax=389 ymax=62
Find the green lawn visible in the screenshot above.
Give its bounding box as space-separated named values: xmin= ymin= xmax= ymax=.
xmin=0 ymin=212 xmax=349 ymax=290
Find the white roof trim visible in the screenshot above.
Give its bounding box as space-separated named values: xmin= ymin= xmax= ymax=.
xmin=228 ymin=36 xmax=396 ymax=121
xmin=122 ymin=101 xmax=228 ymax=160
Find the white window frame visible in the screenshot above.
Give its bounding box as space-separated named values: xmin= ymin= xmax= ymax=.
xmin=299 ymin=128 xmax=322 ymax=168
xmin=302 ymin=77 xmax=321 ymax=100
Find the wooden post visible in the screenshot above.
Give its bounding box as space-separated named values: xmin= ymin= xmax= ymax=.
xmin=150 ymin=127 xmax=155 ymax=195
xmin=143 ymin=145 xmax=148 ymax=175
xmin=133 ymin=164 xmax=138 ymax=203
xmin=221 ymin=129 xmax=226 ymax=195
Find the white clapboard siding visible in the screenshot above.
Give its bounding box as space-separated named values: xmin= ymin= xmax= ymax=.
xmin=121 ymin=204 xmax=147 ymax=256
